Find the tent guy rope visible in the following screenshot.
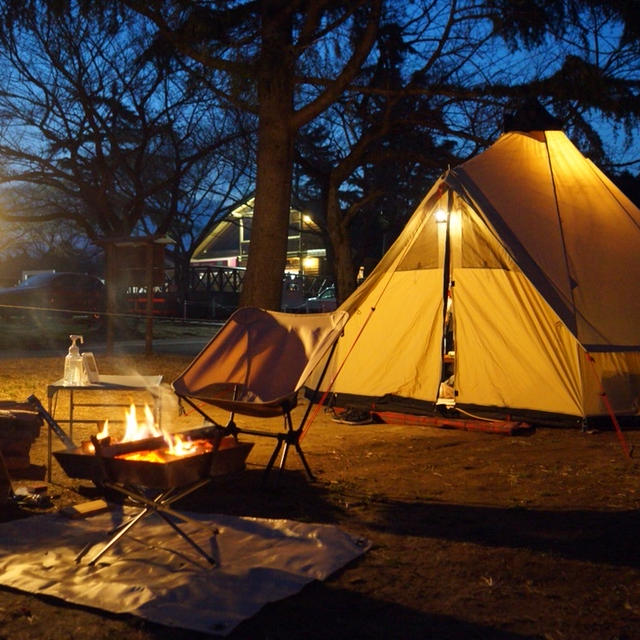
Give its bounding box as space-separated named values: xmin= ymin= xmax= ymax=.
xmin=584 ymin=352 xmax=632 ymax=459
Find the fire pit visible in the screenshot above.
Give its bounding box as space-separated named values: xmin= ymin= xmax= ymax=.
xmin=51 ymin=404 xmax=254 ymax=566
xmin=94 ymin=430 xmax=252 ymax=489
xmin=53 ymin=401 xmax=252 ymax=484
xmin=54 ymin=425 xmax=252 ymax=488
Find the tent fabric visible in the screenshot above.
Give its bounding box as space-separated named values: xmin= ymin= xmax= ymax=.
xmin=173 ymin=307 xmax=349 ymax=417
xmin=322 ymin=130 xmax=640 ymax=422
xmin=323 ymin=186 xmax=447 ymax=406
xmin=447 ymin=130 xmax=640 ymax=349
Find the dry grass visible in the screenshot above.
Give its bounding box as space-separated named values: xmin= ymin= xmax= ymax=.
xmin=0 ymin=353 xmax=190 ymax=407
xmin=1 ymin=352 xmax=640 ymax=639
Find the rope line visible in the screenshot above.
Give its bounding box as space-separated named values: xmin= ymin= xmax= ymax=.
xmin=0 ymin=302 xmax=222 ymax=326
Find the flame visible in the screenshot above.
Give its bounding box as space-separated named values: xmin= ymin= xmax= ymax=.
xmin=84 ymin=403 xmax=216 ymax=461
xmin=96 ymin=420 xmax=110 ymax=439
xmin=163 ymin=432 xmax=196 ymax=456
xmin=84 ymin=420 xmax=110 ymax=453
xmin=122 ymin=403 xmax=161 ymax=442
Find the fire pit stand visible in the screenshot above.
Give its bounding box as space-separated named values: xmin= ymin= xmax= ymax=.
xmin=76 ymin=477 xmax=219 ymax=566
xmin=75 ymin=431 xmax=253 ymax=567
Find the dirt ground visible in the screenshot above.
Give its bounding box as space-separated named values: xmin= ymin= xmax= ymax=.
xmin=1 ymin=353 xmax=639 ymax=640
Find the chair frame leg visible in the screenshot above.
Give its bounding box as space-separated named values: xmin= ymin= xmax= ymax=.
xmin=178 ymin=371 xmax=333 ymax=485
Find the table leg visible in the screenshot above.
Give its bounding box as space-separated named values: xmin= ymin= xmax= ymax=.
xmin=152 ymin=389 xmax=162 ymax=428
xmin=47 ymin=392 xmax=55 ymax=483
xmin=47 ymin=421 xmax=52 ymax=483
xmin=69 ymin=389 xmax=74 ymax=442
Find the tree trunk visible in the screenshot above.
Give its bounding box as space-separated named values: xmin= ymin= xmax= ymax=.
xmin=239 ymin=1 xmax=294 ymax=310
xmin=326 ymin=186 xmax=358 ymax=304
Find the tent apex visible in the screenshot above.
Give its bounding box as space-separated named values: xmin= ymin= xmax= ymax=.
xmin=503 ymin=99 xmax=563 ymax=133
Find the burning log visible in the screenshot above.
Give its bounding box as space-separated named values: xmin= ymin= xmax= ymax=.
xmin=90 ymin=435 xmax=166 ymax=458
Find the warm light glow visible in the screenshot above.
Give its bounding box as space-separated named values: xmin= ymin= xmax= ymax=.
xmin=435 ymin=208 xmax=448 ymax=223
xmin=118 ymin=449 xmax=167 ymax=463
xmin=302 ymin=214 xmax=313 ymax=224
xmin=302 ymin=256 xmax=317 ymax=270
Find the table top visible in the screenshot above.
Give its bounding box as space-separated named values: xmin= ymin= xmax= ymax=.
xmin=47 ymin=374 xmax=163 ymax=396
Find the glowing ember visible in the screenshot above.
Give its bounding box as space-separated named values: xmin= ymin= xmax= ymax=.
xmin=116 ymin=439 xmax=214 ymax=462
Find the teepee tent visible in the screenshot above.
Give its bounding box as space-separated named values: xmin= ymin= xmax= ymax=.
xmin=319 ymin=130 xmax=640 ymax=425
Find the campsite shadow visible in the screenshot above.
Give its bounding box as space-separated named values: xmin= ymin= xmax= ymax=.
xmin=228 ymin=582 xmax=539 ymax=640
xmin=370 ymin=499 xmax=640 ymax=568
xmin=0 ymin=501 xmax=31 ymax=523
xmin=0 ymin=588 xmax=539 ymax=640
xmin=169 ymin=467 xmax=346 ymax=523
xmin=83 ymin=471 xmax=640 ymax=569
xmin=126 ymin=582 xmax=540 ymax=640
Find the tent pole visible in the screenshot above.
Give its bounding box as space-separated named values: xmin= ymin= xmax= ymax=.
xmin=438 ymin=189 xmax=454 ymax=403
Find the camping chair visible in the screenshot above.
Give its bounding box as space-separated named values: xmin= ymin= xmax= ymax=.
xmin=172 ymin=307 xmax=349 ymax=483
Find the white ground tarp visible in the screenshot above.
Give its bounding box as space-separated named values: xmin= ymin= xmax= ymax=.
xmin=0 ymin=508 xmax=369 ymax=636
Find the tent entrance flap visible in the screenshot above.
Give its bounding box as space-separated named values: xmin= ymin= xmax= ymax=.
xmin=437 ymin=285 xmax=456 ymax=407
xmin=172 ymin=307 xmax=349 ymax=483
xmin=436 ymin=189 xmax=458 ymax=409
